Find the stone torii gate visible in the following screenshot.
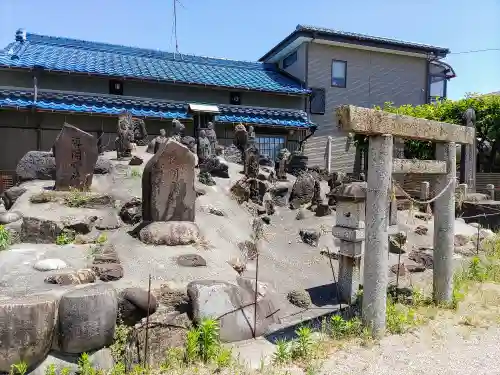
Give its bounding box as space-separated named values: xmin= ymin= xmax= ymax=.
xmin=336 ymin=105 xmax=475 ymax=337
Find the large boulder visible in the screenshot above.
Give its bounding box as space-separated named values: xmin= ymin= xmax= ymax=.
xmin=126 ymin=309 xmax=192 ymax=367
xmin=30 ymin=348 xmax=114 ymax=375
xmin=187 ymin=280 xmax=279 ymax=343
xmin=289 ymin=172 xmax=315 ymax=209
xmin=139 ymin=221 xmax=200 ymax=246
xmin=118 ymin=287 xmax=158 ymax=326
xmin=16 ymin=152 xmax=112 ymax=182
xmin=0 ymin=294 xmax=59 ymax=372
xmin=56 ymin=284 xmax=118 ymax=354
xmin=21 ymin=217 xmax=64 ymax=243
xmin=0 ymin=211 xmax=22 ymax=224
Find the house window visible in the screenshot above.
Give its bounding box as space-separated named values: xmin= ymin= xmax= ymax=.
xmin=230 ymin=92 xmax=242 ymax=105
xmin=283 ymin=51 xmax=298 ymax=69
xmin=429 ymin=75 xmax=446 ymax=103
xmin=331 ymin=60 xmax=347 ymax=88
xmin=255 ymin=135 xmax=286 ymax=161
xmin=109 ymin=79 xmax=124 ymax=95
xmin=310 ymin=88 xmax=326 ymax=115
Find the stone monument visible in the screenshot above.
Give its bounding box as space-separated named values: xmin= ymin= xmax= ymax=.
xmin=142 ymin=140 xmax=196 ymax=222
xmin=132 ymin=117 xmax=148 ymax=146
xmin=53 ymin=123 xmax=98 ymax=191
xmin=460 ymin=108 xmax=476 ymax=192
xmin=205 ymin=122 xmax=218 ymax=155
xmin=275 ymin=148 xmax=290 ymax=181
xmin=248 ymin=125 xmax=256 ymax=145
xmin=171 ymin=119 xmax=185 ymax=142
xmin=116 ymin=113 xmax=134 ymax=159
xmin=197 ymin=130 xmax=212 ymax=163
xmin=234 ymin=123 xmax=248 ymax=164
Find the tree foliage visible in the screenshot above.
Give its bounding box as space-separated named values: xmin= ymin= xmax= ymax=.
xmin=354 ymin=94 xmax=500 ymax=171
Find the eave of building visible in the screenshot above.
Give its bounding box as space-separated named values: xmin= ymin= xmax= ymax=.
xmin=260 ymin=28 xmax=450 ymax=63
xmin=0 ymin=86 xmax=314 ymax=129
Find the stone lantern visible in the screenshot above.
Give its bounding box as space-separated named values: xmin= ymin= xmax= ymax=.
xmin=331 ymin=182 xmax=367 ymax=304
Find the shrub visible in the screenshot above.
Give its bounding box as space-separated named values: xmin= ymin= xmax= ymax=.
xmin=0 ymin=225 xmax=12 ymax=250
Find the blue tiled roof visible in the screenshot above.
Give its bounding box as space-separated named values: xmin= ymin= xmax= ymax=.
xmin=0 ymin=88 xmax=312 ymax=128
xmin=0 ymin=31 xmax=310 ymax=95
xmin=216 ymin=104 xmax=312 ymax=128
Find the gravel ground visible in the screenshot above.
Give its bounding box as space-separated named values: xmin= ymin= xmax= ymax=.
xmin=319 ymin=283 xmax=500 ymax=375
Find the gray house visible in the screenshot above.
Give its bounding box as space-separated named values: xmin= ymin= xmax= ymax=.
xmin=259 ymin=25 xmax=456 ymax=172
xmin=0 ymin=29 xmax=312 ymax=180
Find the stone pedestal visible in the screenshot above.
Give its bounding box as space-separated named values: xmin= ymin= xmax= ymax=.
xmin=331 ymin=182 xmax=367 ymax=304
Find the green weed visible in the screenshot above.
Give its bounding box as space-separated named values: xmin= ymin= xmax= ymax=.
xmin=273 ymin=339 xmax=292 ymax=365
xmin=197 ymin=318 xmax=220 ymax=363
xmin=78 ymin=353 xmax=95 ymax=375
xmin=44 ymin=364 xmax=56 ymax=375
xmin=0 ymin=225 xmax=11 ymax=250
xmin=55 ymin=231 xmax=74 ymax=245
xmin=110 ymin=324 xmax=132 ymax=361
xmin=291 ymin=326 xmax=313 ymax=359
xmin=10 ymin=361 xmax=28 ymax=375
xmin=64 ymin=188 xmax=91 ymax=208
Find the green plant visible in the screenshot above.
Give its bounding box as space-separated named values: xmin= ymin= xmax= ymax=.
xmin=161 ymin=347 xmax=185 ymax=370
xmin=0 ymin=225 xmax=11 ymax=250
xmin=64 ymin=188 xmax=92 ymax=208
xmin=386 ymin=297 xmax=418 ymax=334
xmin=130 ymin=169 xmax=142 ymax=178
xmin=109 ymin=362 xmax=126 ymax=375
xmin=55 ymin=231 xmax=74 ymax=245
xmin=215 ymin=347 xmax=233 ymax=369
xmin=110 ymin=324 xmax=132 ymax=361
xmin=78 ymin=353 xmax=96 ymax=375
xmin=292 ymin=326 xmax=313 ymax=359
xmin=60 ymin=367 xmax=71 ymax=375
xmin=184 ymin=327 xmax=201 ymax=364
xmin=44 ymin=364 xmax=56 ymax=375
xmin=96 ymin=233 xmax=108 ymax=244
xmin=197 ymin=318 xmax=220 ymax=363
xmin=10 ymin=361 xmax=28 ymax=375
xmin=273 ymin=339 xmax=292 ymax=365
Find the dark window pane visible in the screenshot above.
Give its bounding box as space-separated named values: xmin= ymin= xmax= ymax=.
xmin=310 ymin=88 xmax=326 ymax=115
xmin=283 ymin=51 xmax=298 ymax=69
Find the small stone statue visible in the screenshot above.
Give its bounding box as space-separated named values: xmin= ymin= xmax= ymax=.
xmin=275 ymin=148 xmax=291 ymax=181
xmin=234 ymin=123 xmax=248 ymax=164
xmin=198 ymin=130 xmax=212 ymax=163
xmin=205 ymin=122 xmax=218 ymax=155
xmin=245 ymin=145 xmax=260 ymax=179
xmin=146 ymin=129 xmax=167 ymax=154
xmin=116 ymin=113 xmax=134 ymax=159
xmin=248 ymin=125 xmax=256 ymax=145
xmin=132 ymin=117 xmax=148 ymax=146
xmin=171 ymin=119 xmax=185 ymax=141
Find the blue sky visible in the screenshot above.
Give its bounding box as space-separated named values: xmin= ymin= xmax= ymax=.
xmin=0 ymin=0 xmax=498 ymax=100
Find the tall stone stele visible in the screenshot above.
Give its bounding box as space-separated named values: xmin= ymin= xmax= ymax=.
xmin=331 ymin=182 xmax=366 ymax=304
xmin=53 ymin=123 xmax=98 ymax=191
xmin=142 ymin=140 xmax=196 ymax=222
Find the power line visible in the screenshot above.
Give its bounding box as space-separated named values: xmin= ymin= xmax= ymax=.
xmin=449 ymin=48 xmax=500 ymax=55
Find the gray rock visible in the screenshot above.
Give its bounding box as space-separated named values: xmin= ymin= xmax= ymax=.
xmin=30 ymin=348 xmax=114 ymax=375
xmin=128 ymin=156 xmax=143 ymax=166
xmin=61 ymin=215 xmax=98 ymax=235
xmin=187 ymin=280 xmax=279 ymax=343
xmin=94 ymin=157 xmax=114 ymax=175
xmin=44 ymin=269 xmax=96 ymax=285
xmin=176 ymin=254 xmax=207 ymax=267
xmin=287 ymin=289 xmax=312 ymax=309
xmin=91 ymin=263 xmax=124 ymax=282
xmin=0 ymin=294 xmax=59 ymax=372
xmin=127 ymin=309 xmax=192 ymax=367
xmin=139 ymin=221 xmax=200 ymax=246
xmin=200 ymin=205 xmax=225 ymax=217
xmin=0 ymin=211 xmax=22 ymax=224
xmin=454 ymin=234 xmax=470 ymax=247
xmin=299 ymin=229 xmax=321 ymax=247
xmin=2 ymin=186 xmax=27 ymax=209
xmin=74 ymin=229 xmax=102 ymax=244
xmin=315 ymin=203 xmax=331 ymax=217
xmin=33 ymin=258 xmax=68 ymax=271
xmin=16 ymin=151 xmax=56 ymax=181
xmin=95 ymin=213 xmax=122 ymax=230
xmin=119 ymin=287 xmax=158 ymax=325
xmin=119 ymin=197 xmax=142 ymax=225
xmin=198 ymin=171 xmax=216 ymax=186
xmin=414 ymin=225 xmax=428 ymax=235
xmin=289 ymin=172 xmax=315 ymax=209
xmin=21 ymin=217 xmax=64 ymax=244
xmin=57 ymin=284 xmax=118 ymax=354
